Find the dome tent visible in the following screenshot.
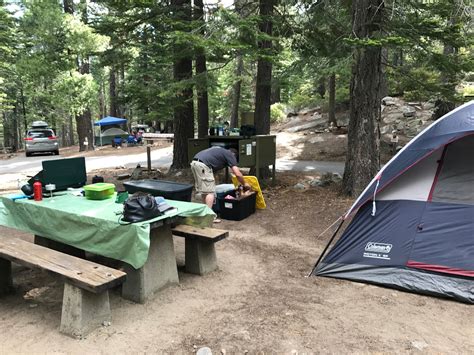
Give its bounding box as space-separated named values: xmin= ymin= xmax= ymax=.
xmin=312 ymin=101 xmax=474 ymax=303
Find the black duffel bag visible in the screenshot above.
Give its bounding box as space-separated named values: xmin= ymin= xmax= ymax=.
xmin=122 ymin=192 xmax=162 ymax=223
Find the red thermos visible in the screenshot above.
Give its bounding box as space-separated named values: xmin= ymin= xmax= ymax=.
xmin=33 ymin=179 xmax=42 ymax=201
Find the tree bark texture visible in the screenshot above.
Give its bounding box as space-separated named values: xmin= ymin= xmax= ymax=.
xmin=76 ymin=60 xmax=94 ymax=151
xmin=343 ymin=0 xmax=383 ymax=197
xmin=271 ymin=80 xmax=281 ymax=104
xmin=230 ymin=54 xmax=244 ymax=129
xmin=171 ymin=0 xmax=194 ymax=169
xmin=328 ymin=72 xmax=337 ymax=126
xmin=194 ymin=0 xmax=209 ymax=138
xmin=254 ymin=0 xmax=275 ymax=135
xmin=109 ymin=68 xmax=118 ymax=117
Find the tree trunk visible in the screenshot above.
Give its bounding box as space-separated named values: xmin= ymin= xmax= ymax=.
xmin=230 ymin=54 xmax=244 ymax=129
xmin=99 ymin=81 xmax=106 ymax=118
xmin=68 ymin=115 xmax=75 ymax=145
xmin=61 ymin=123 xmax=67 ymax=147
xmin=254 ymin=0 xmax=275 ymax=136
xmin=343 ymin=0 xmax=383 ymax=197
xmin=433 ymin=17 xmax=457 ymax=120
xmin=63 ymin=0 xmax=73 ymax=13
xmin=380 ymin=47 xmax=389 ymax=98
xmin=12 ymin=105 xmax=19 ymax=152
xmin=171 ymin=0 xmax=194 ymax=169
xmin=195 ymin=0 xmax=209 ymax=138
xmin=328 ymin=72 xmax=337 ymax=126
xmin=109 ymin=68 xmax=118 ymax=117
xmin=271 ymin=80 xmax=281 ymax=104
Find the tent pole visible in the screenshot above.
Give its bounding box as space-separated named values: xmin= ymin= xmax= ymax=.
xmin=308 ymin=217 xmax=345 ymax=276
xmin=100 ymin=124 xmax=102 ymax=147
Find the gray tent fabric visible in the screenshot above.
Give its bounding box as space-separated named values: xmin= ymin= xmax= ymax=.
xmin=313 ymin=103 xmax=474 ymax=304
xmin=432 ymin=135 xmax=474 ymax=205
xmin=346 ymin=101 xmax=474 ymax=218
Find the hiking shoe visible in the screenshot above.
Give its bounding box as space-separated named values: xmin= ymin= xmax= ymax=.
xmin=213 ymin=217 xmax=222 ymax=224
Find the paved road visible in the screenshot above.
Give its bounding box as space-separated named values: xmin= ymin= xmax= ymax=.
xmin=0 ymin=147 xmax=344 ymax=179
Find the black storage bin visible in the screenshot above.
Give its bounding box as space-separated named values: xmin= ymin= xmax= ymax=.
xmin=217 ymin=190 xmax=256 ymax=221
xmin=123 ymin=179 xmax=193 ymax=202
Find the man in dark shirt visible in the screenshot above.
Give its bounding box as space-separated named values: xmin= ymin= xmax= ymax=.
xmin=191 ymin=146 xmax=250 ymax=210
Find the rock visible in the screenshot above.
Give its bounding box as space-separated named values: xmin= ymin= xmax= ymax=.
xmin=286 ymin=111 xmax=298 ymax=117
xmin=402 ymin=106 xmax=416 ymax=117
xmin=382 ymin=112 xmax=403 ymax=124
xmin=116 ymin=173 xmax=131 ymax=180
xmin=309 ymin=178 xmax=322 ymax=187
xmin=318 ymin=173 xmax=335 ymax=187
xmin=293 ymin=183 xmax=306 ymax=190
xmin=411 ymin=340 xmax=429 ymax=351
xmin=175 ymin=171 xmax=183 ymax=177
xmin=24 ymin=287 xmax=49 ymax=300
xmin=423 ymin=102 xmax=435 ymax=110
xmin=196 ymin=347 xmax=212 ymax=355
xmin=300 ymin=107 xmax=320 ymax=115
xmin=332 ymin=172 xmax=342 ymax=181
xmin=130 ymin=165 xmax=142 ymax=180
xmin=380 ymin=125 xmax=392 ymax=135
xmin=220 ymin=349 xmax=226 ymax=355
xmin=287 ymin=120 xmax=324 ymax=133
xmin=309 ymin=136 xmax=324 ymax=143
xmin=382 ymin=96 xmax=396 ymax=106
xmin=102 ymin=321 xmax=111 ymax=327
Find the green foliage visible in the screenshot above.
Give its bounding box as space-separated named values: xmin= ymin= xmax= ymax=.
xmin=52 ymin=71 xmax=98 ymax=118
xmin=1 ymin=0 xmax=472 ymax=147
xmin=270 ymin=103 xmax=286 ymax=123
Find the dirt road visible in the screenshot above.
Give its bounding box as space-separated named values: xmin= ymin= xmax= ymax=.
xmin=0 ymin=172 xmax=472 ymax=353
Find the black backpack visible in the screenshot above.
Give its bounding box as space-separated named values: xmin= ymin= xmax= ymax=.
xmin=122 ymin=192 xmax=162 ymax=223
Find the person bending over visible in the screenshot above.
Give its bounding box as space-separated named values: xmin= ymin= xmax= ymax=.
xmin=190 ymin=146 xmax=250 ymax=210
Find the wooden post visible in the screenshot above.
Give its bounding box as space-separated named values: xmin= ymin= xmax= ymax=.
xmin=147 ymin=146 xmax=151 ymax=172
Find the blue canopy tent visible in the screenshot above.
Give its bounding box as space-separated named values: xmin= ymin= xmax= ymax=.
xmin=94 ymin=116 xmax=127 ymax=146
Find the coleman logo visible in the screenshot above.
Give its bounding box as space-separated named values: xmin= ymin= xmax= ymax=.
xmin=365 ymin=242 xmax=392 ymax=253
xmin=363 ymin=242 xmax=392 ymax=260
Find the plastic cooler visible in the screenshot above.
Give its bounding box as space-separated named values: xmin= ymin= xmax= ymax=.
xmin=217 ymin=190 xmax=257 ymax=221
xmin=84 ymin=183 xmax=115 ymax=200
xmin=213 ymin=184 xmax=235 ymax=214
xmin=123 ymin=179 xmax=193 ymax=202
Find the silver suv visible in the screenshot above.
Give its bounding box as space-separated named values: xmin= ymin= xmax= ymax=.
xmin=25 ymin=128 xmax=59 ymax=157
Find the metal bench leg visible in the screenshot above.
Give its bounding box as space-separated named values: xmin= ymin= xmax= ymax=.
xmin=0 ymin=258 xmax=13 ymax=295
xmin=122 ymin=224 xmax=179 ymax=303
xmin=60 ymin=283 xmax=111 ymax=338
xmin=185 ymin=239 xmax=218 ymax=275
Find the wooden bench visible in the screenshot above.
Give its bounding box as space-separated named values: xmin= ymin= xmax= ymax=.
xmin=142 ymin=133 xmax=174 ymax=144
xmin=0 ymin=236 xmax=126 ymax=337
xmin=172 ymin=225 xmax=228 ymax=275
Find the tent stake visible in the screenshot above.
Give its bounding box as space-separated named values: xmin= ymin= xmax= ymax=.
xmin=308 ymin=218 xmax=345 ymax=276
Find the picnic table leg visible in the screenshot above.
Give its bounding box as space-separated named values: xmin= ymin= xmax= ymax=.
xmin=121 ymin=224 xmax=179 ymax=303
xmin=60 ymin=283 xmax=111 ymax=338
xmin=0 ymin=258 xmax=13 ymax=295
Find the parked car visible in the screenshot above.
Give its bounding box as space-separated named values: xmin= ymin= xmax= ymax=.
xmin=24 ymin=128 xmax=59 ymax=157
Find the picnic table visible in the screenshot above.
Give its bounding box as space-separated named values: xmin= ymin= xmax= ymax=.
xmin=0 ymin=193 xmax=215 ymax=303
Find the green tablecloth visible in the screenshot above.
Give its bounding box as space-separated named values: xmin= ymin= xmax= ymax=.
xmin=0 ymin=194 xmax=215 ymax=269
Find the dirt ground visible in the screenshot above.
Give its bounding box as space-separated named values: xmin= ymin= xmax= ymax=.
xmin=0 ymin=169 xmax=473 ymax=353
